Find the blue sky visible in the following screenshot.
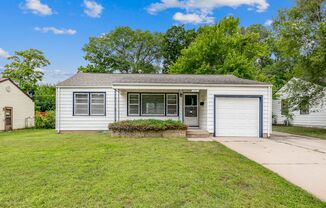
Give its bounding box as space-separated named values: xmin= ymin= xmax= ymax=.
xmin=0 ymin=0 xmax=293 ymax=84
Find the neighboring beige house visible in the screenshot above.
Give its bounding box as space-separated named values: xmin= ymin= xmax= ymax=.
xmin=0 ymin=78 xmax=34 ymax=131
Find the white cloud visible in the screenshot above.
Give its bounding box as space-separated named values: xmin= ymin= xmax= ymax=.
xmin=34 ymin=27 xmax=77 ymax=35
xmin=39 ymin=68 xmax=74 ymax=84
xmin=83 ymin=0 xmax=104 ymax=18
xmin=24 ymin=0 xmax=53 ymax=16
xmin=147 ymin=0 xmax=269 ymax=24
xmin=148 ymin=0 xmax=269 ymax=14
xmin=173 ymin=12 xmax=214 ymax=24
xmin=0 ymin=48 xmax=9 ymax=59
xmin=264 ymin=19 xmax=273 ymax=26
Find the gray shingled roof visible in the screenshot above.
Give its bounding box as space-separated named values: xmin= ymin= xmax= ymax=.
xmin=57 ymin=73 xmax=270 ymax=86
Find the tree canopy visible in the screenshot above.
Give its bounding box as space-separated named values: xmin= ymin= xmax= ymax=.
xmin=168 ymin=17 xmax=269 ymax=80
xmin=79 ymin=26 xmax=162 ymax=74
xmin=161 ymin=25 xmax=197 ymax=72
xmin=2 ymin=49 xmax=50 ymax=94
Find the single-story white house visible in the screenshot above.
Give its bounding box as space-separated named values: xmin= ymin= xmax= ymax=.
xmin=56 ymin=73 xmax=273 ymax=137
xmin=273 ymin=78 xmax=326 ymax=128
xmin=0 ymin=78 xmax=34 ymax=131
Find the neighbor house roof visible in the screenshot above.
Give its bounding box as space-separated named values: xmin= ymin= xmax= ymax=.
xmin=57 ymin=72 xmax=271 ymax=87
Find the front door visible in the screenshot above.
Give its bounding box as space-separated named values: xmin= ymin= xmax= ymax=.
xmin=184 ymin=94 xmax=199 ymax=127
xmin=4 ymin=107 xmax=13 ymax=131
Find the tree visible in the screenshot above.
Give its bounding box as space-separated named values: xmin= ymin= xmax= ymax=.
xmin=2 ymin=49 xmax=50 ymax=94
xmin=169 ymin=17 xmax=269 ymax=80
xmin=34 ymin=85 xmax=56 ymax=112
xmin=79 ymin=27 xmax=162 ymax=73
xmin=271 ymin=0 xmax=325 ymax=106
xmin=161 ymin=25 xmax=197 ymax=72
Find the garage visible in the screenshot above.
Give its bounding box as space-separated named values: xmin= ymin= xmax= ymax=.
xmin=214 ymin=95 xmax=262 ymax=137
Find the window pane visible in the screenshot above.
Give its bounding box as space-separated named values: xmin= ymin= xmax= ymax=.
xmin=185 ymin=95 xmax=197 ymax=106
xmin=91 ymin=93 xmax=105 ymax=115
xmin=128 ymin=94 xmax=140 ymax=115
xmin=75 ymin=93 xmax=89 ymax=115
xmin=167 ymin=94 xmax=177 ymax=104
xmin=142 ymin=94 xmax=165 ymax=115
xmin=167 ymin=105 xmax=177 ymax=115
xmin=129 ymin=105 xmax=139 ymax=115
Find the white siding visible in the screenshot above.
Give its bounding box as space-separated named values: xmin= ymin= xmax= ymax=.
xmin=199 ymin=90 xmax=207 ymax=130
xmin=56 ymin=88 xmax=115 ymax=131
xmin=0 ymin=80 xmax=34 ymax=130
xmin=206 ymin=86 xmax=272 ymax=136
xmin=273 ymin=98 xmax=326 ymax=128
xmin=56 ymin=86 xmax=272 ymax=134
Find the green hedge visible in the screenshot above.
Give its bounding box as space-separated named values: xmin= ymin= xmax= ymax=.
xmin=35 ymin=111 xmax=55 ymax=129
xmin=109 ymin=119 xmax=187 ymax=131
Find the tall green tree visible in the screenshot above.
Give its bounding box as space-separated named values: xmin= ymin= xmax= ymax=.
xmin=34 ymin=85 xmax=56 ymax=112
xmin=79 ymin=27 xmax=162 ymax=73
xmin=271 ymin=0 xmax=325 ymax=107
xmin=2 ymin=49 xmax=50 ymax=94
xmin=169 ymin=17 xmax=269 ymax=80
xmin=161 ymin=25 xmax=197 ymax=72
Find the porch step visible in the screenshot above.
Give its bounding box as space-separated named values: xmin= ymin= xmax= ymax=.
xmin=186 ymin=129 xmax=210 ymax=138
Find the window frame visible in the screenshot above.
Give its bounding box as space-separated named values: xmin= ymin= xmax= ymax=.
xmin=90 ymin=93 xmax=106 ymax=116
xmin=127 ymin=92 xmax=179 ymax=117
xmin=166 ymin=94 xmax=178 ymax=116
xmin=73 ymin=92 xmax=106 ymax=116
xmin=128 ymin=93 xmax=140 ymax=116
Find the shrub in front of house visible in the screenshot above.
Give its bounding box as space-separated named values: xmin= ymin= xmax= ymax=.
xmin=35 ymin=111 xmax=55 ymax=129
xmin=109 ymin=119 xmax=187 ymax=138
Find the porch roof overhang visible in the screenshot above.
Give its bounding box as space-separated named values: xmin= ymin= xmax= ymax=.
xmin=112 ymin=83 xmax=272 ymax=90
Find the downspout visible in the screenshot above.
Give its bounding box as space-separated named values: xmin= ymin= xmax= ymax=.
xmin=114 ymin=89 xmax=117 ymax=122
xmin=267 ymin=86 xmax=271 ymax=138
xmin=117 ymin=89 xmax=120 ymax=121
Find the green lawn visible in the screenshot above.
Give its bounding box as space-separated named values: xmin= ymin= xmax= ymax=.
xmin=273 ymin=125 xmax=326 ymax=140
xmin=0 ymin=130 xmax=324 ymax=207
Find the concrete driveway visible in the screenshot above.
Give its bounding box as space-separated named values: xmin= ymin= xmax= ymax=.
xmin=215 ymin=132 xmax=326 ymax=201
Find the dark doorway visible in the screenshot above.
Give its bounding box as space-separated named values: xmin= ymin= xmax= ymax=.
xmin=4 ymin=107 xmax=13 ymax=131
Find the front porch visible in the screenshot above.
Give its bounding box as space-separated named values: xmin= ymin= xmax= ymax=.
xmin=112 ymin=86 xmax=208 ymax=131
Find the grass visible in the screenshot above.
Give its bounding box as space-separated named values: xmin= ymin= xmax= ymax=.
xmin=273 ymin=125 xmax=326 ymax=140
xmin=0 ymin=129 xmax=325 ymax=207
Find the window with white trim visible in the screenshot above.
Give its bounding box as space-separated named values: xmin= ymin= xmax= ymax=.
xmin=128 ymin=93 xmax=140 ymax=115
xmin=166 ymin=94 xmax=178 ymax=116
xmin=127 ymin=93 xmax=178 ymax=116
xmin=74 ymin=93 xmax=89 ymax=115
xmin=90 ymin=93 xmax=105 ymax=115
xmin=74 ymin=92 xmax=105 ymax=116
xmin=142 ymin=94 xmax=165 ymax=115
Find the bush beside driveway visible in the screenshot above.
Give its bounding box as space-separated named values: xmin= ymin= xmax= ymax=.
xmin=0 ymin=129 xmax=325 ymax=207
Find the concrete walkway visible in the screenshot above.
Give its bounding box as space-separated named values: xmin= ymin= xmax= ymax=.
xmin=214 ymin=133 xmax=326 ymax=201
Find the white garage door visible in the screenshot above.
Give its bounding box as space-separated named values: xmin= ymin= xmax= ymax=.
xmin=215 ymin=97 xmax=259 ymax=137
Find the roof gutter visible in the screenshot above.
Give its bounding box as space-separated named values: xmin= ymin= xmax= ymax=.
xmin=112 ymin=83 xmax=272 ymax=88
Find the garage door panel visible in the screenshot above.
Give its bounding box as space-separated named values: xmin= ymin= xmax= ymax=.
xmin=215 ymin=97 xmax=259 ymax=137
